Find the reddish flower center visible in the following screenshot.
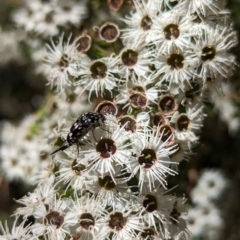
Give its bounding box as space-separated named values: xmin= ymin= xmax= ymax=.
xmin=138 ymin=148 xmax=157 ymax=169
xmin=201 ymin=46 xmax=216 ymax=61
xmin=108 ymin=212 xmax=127 ymax=231
xmin=164 ymin=23 xmax=180 ymax=40
xmin=72 ymin=159 xmax=86 ymax=175
xmin=98 ymin=175 xmax=116 ymax=190
xmin=140 ymin=228 xmax=157 ymax=239
xmin=176 ymin=114 xmax=190 ymax=131
xmin=119 ymin=116 xmax=137 ymax=132
xmin=44 ymin=211 xmax=64 ymax=229
xmin=90 ymin=61 xmax=107 ymax=80
xmin=129 ymin=92 xmax=148 ymax=109
xmin=158 ymin=94 xmax=177 ymax=114
xmin=143 ymin=194 xmax=158 ymax=212
xmin=167 ymin=53 xmax=184 ymax=70
xmin=79 ymin=213 xmax=95 ymax=230
xmin=121 ymin=49 xmax=138 ymax=67
xmin=141 ymin=15 xmax=152 ymax=31
xmin=96 ymin=138 xmax=117 ymax=158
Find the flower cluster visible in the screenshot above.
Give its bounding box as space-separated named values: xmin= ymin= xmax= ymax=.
xmin=185 ymin=170 xmax=227 ymax=239
xmin=0 ymin=0 xmax=238 ymax=239
xmin=13 ymin=0 xmax=88 ymax=38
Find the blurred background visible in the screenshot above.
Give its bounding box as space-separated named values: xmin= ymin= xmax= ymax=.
xmin=0 ymin=0 xmax=240 ymax=239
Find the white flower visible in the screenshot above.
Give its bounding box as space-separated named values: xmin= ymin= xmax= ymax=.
xmin=147 ymin=9 xmax=193 ymax=53
xmin=212 ymin=83 xmax=240 ymax=133
xmin=0 ymin=30 xmax=24 ymax=65
xmin=1 ymin=114 xmax=36 ymax=145
xmin=75 ymin=55 xmax=121 ymax=101
xmin=13 ymin=0 xmax=88 ymax=38
xmin=115 ymin=74 xmax=159 ymax=113
xmin=127 ymin=128 xmax=177 ymax=190
xmin=1 ymin=139 xmax=44 ymax=185
xmin=13 ymin=1 xmax=42 ymax=32
xmin=30 ymin=196 xmax=75 ymax=240
xmin=55 ymin=86 xmax=91 ymax=118
xmin=86 ymin=166 xmax=131 ymax=209
xmin=154 ymin=46 xmax=197 ymax=89
xmin=0 ymin=115 xmax=52 ymax=184
xmin=121 ymin=0 xmax=159 ymax=45
xmin=138 ymin=186 xmax=177 ymax=230
xmin=184 ymin=204 xmax=223 ymax=238
xmin=0 ymin=121 xmax=17 ymax=145
xmin=40 ymin=116 xmax=67 ymax=148
xmin=14 ymin=182 xmax=56 ymax=219
xmin=0 ymin=217 xmax=32 ymax=240
xmin=181 ymin=0 xmax=223 ymax=17
xmin=0 ymin=146 xmax=26 ymax=181
xmin=30 ymin=164 xmax=56 ymax=186
xmin=34 ymin=4 xmax=59 ymax=37
xmin=115 ymin=112 xmax=151 ymax=146
xmin=56 ymin=151 xmax=89 ymax=191
xmin=37 ymin=114 xmax=69 ymax=163
xmin=45 ymin=34 xmax=80 ymax=93
xmin=97 ymin=208 xmax=143 ymax=240
xmin=54 ymin=0 xmax=87 ymax=27
xmin=183 ymin=207 xmax=205 ymax=237
xmin=193 ymin=26 xmax=237 ymax=80
xmin=170 ymin=104 xmax=204 ymax=144
xmin=199 ymin=204 xmax=223 ymax=229
xmin=68 ymin=195 xmax=105 ymax=239
xmin=190 ymin=186 xmax=210 ymax=206
xmin=80 ymin=125 xmax=132 ymax=181
xmin=118 ymin=43 xmax=154 ymax=80
xmin=191 ymin=169 xmax=226 ymax=204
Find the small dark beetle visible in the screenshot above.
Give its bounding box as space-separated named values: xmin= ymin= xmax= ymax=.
xmin=51 ymin=112 xmax=105 ymax=155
